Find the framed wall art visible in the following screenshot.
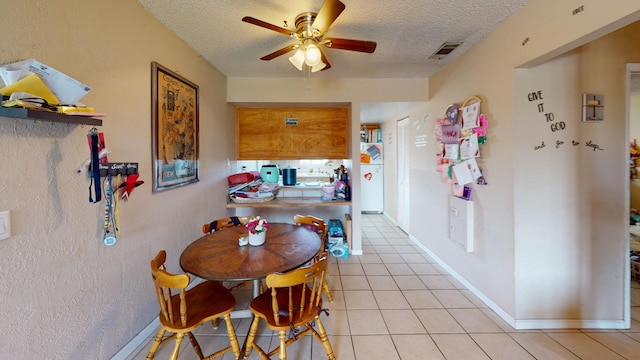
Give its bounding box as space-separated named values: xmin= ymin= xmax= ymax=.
xmin=151 ymin=62 xmax=199 ymax=192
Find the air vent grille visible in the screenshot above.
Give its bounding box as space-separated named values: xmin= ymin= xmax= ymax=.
xmin=429 ymin=42 xmax=463 ymax=60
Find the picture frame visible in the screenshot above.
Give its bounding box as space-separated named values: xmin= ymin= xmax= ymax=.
xmin=151 ymin=62 xmax=199 ymax=192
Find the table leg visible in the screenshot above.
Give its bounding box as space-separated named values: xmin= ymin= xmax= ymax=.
xmin=229 ymin=279 xmax=262 ymax=319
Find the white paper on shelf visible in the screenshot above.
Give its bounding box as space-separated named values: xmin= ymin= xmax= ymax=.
xmin=0 ymin=59 xmax=91 ymax=104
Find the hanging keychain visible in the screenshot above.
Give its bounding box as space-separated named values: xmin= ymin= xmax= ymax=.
xmin=103 ymin=175 xmax=117 ymax=246
xmin=114 ymin=174 xmax=121 ymax=236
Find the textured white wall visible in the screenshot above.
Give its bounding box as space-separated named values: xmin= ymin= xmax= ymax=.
xmin=0 ymin=0 xmax=230 ymax=358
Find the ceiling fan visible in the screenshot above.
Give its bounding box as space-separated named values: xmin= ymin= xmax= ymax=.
xmin=242 ymin=0 xmax=377 ymax=72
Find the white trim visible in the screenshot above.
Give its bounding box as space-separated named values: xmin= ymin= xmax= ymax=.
xmin=514 ymin=319 xmax=627 ymax=330
xmin=110 ymin=318 xmax=159 ymax=360
xmin=408 ymin=234 xmax=516 ymax=328
xmin=624 ymin=63 xmax=640 ymax=330
xmin=110 ymin=277 xmax=205 ymax=359
xmin=382 ymin=211 xmax=398 ymax=226
xmin=408 ymin=233 xmax=626 ymax=330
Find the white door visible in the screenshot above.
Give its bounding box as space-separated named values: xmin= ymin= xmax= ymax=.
xmin=397 ymin=118 xmax=410 ymax=232
xmin=361 ymin=164 xmax=384 ymax=212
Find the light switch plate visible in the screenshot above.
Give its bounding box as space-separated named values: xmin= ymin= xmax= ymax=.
xmin=0 ymin=210 xmax=11 ymax=240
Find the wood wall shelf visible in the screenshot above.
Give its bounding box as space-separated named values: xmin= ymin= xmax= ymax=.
xmin=0 ymin=107 xmax=103 ymax=126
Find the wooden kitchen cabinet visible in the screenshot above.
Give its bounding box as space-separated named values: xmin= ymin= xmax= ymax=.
xmin=237 ymin=107 xmax=349 ymax=160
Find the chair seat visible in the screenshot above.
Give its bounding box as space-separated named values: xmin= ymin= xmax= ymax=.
xmin=159 ymin=280 xmax=236 ymax=332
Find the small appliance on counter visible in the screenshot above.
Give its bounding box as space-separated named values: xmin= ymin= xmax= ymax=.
xmin=260 ymin=164 xmax=279 ymax=183
xmin=282 ymin=168 xmax=297 ymax=186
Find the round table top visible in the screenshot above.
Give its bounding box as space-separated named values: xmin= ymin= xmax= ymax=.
xmin=180 ymin=223 xmax=321 ymax=281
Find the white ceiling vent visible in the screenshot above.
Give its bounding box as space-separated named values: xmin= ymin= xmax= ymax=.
xmin=429 ymin=42 xmax=463 ymax=60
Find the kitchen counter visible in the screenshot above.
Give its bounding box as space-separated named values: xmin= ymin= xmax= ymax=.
xmin=227 ymin=182 xmax=349 ymax=208
xmin=226 ymin=197 xmax=350 ymax=208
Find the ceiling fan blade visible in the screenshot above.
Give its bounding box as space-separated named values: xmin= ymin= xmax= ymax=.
xmin=260 ymin=44 xmax=299 ymax=60
xmin=324 ymin=38 xmax=377 ymax=53
xmin=312 ymin=0 xmax=345 ymax=35
xmin=242 ymin=16 xmax=293 ymax=37
xmin=320 ymin=51 xmax=332 ymax=71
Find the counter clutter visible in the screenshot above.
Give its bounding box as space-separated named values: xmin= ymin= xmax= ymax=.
xmin=227 ymin=164 xmax=352 ymax=204
xmin=228 ymin=171 xmax=279 ymax=203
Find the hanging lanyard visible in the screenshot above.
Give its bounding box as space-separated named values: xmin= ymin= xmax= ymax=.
xmin=88 ymin=130 xmax=102 ymax=203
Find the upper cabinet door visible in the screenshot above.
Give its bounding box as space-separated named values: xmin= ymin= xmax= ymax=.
xmin=237 ymin=108 xmax=349 ymax=160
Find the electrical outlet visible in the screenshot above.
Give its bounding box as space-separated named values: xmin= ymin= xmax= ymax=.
xmin=0 ymin=210 xmax=11 ymax=240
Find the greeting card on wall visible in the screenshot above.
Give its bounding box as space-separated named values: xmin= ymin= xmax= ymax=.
xmin=434 ymin=95 xmax=488 ymax=193
xmin=452 ymin=158 xmax=481 ymax=185
xmin=461 ymin=102 xmax=480 ymax=130
xmin=441 ymin=124 xmax=461 ymax=144
xmin=443 ymin=143 xmax=459 ymax=160
xmin=459 ymin=133 xmax=480 ymax=160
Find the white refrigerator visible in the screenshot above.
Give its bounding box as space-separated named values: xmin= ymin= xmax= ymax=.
xmin=360 ymin=143 xmax=384 ymax=213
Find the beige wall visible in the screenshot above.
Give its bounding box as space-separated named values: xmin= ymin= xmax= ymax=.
xmin=0 ymin=0 xmax=231 ymax=358
xmin=412 ymin=2 xmax=640 ymax=327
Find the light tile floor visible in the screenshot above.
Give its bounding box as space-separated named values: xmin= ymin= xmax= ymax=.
xmin=128 ymin=214 xmax=640 ymax=359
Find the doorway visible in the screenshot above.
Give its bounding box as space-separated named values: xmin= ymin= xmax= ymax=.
xmin=626 ymin=63 xmax=640 ymax=325
xmin=397 ymin=118 xmax=410 ymax=232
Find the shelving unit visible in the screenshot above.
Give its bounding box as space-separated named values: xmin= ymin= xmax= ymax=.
xmin=0 ymin=107 xmax=102 ymax=126
xmin=360 ymin=124 xmax=381 ymax=143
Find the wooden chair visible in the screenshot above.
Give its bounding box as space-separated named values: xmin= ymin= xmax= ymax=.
xmin=202 ymin=216 xmax=255 ymax=292
xmin=146 ymin=250 xmax=241 ymax=360
xmin=201 ymin=216 xmax=253 ymax=234
xmin=293 ymin=214 xmax=334 ymax=302
xmin=243 ymin=257 xmax=335 ymax=360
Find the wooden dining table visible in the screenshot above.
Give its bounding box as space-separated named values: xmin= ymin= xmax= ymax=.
xmin=180 ymin=223 xmax=321 ymax=318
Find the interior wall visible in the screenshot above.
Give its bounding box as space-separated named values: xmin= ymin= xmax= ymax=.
xmin=631 ymin=91 xmax=640 ymax=209
xmin=631 ymin=93 xmax=640 ymax=143
xmin=0 ymin=0 xmax=230 ymax=358
xmin=376 ymin=105 xmax=430 ymax=224
xmin=514 ymin=22 xmax=640 ymax=326
xmin=513 ymin=51 xmax=604 ymax=323
xmin=412 ymin=0 xmax=640 ymax=326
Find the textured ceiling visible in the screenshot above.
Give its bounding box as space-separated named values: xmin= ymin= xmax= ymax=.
xmin=136 ymin=0 xmax=527 ymax=79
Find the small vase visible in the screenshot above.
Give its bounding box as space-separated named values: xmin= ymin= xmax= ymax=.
xmin=248 ymin=231 xmax=266 ymax=246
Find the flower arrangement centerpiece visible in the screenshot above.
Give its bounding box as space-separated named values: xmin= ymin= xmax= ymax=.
xmin=246 ymin=216 xmax=270 ymax=246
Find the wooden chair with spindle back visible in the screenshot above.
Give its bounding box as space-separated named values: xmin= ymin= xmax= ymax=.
xmin=146 ymin=250 xmax=241 ymax=360
xmin=243 ymin=257 xmax=335 ymax=360
xmin=201 ymin=216 xmax=254 ymax=235
xmin=293 ymin=214 xmax=334 ymax=302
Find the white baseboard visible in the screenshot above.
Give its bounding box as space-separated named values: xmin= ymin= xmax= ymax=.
xmin=110 ymin=318 xmax=159 ymax=360
xmin=111 ymin=278 xmax=205 ymax=359
xmin=407 ymin=233 xmax=626 ymax=330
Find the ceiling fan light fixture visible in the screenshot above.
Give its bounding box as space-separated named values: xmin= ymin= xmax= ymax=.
xmin=289 ymin=49 xmax=305 ymax=71
xmin=304 ymin=43 xmax=322 ymax=66
xmin=311 ymin=60 xmax=327 ymax=73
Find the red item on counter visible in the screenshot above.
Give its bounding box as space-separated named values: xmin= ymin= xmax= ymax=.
xmin=228 ymin=171 xmax=260 ymax=186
